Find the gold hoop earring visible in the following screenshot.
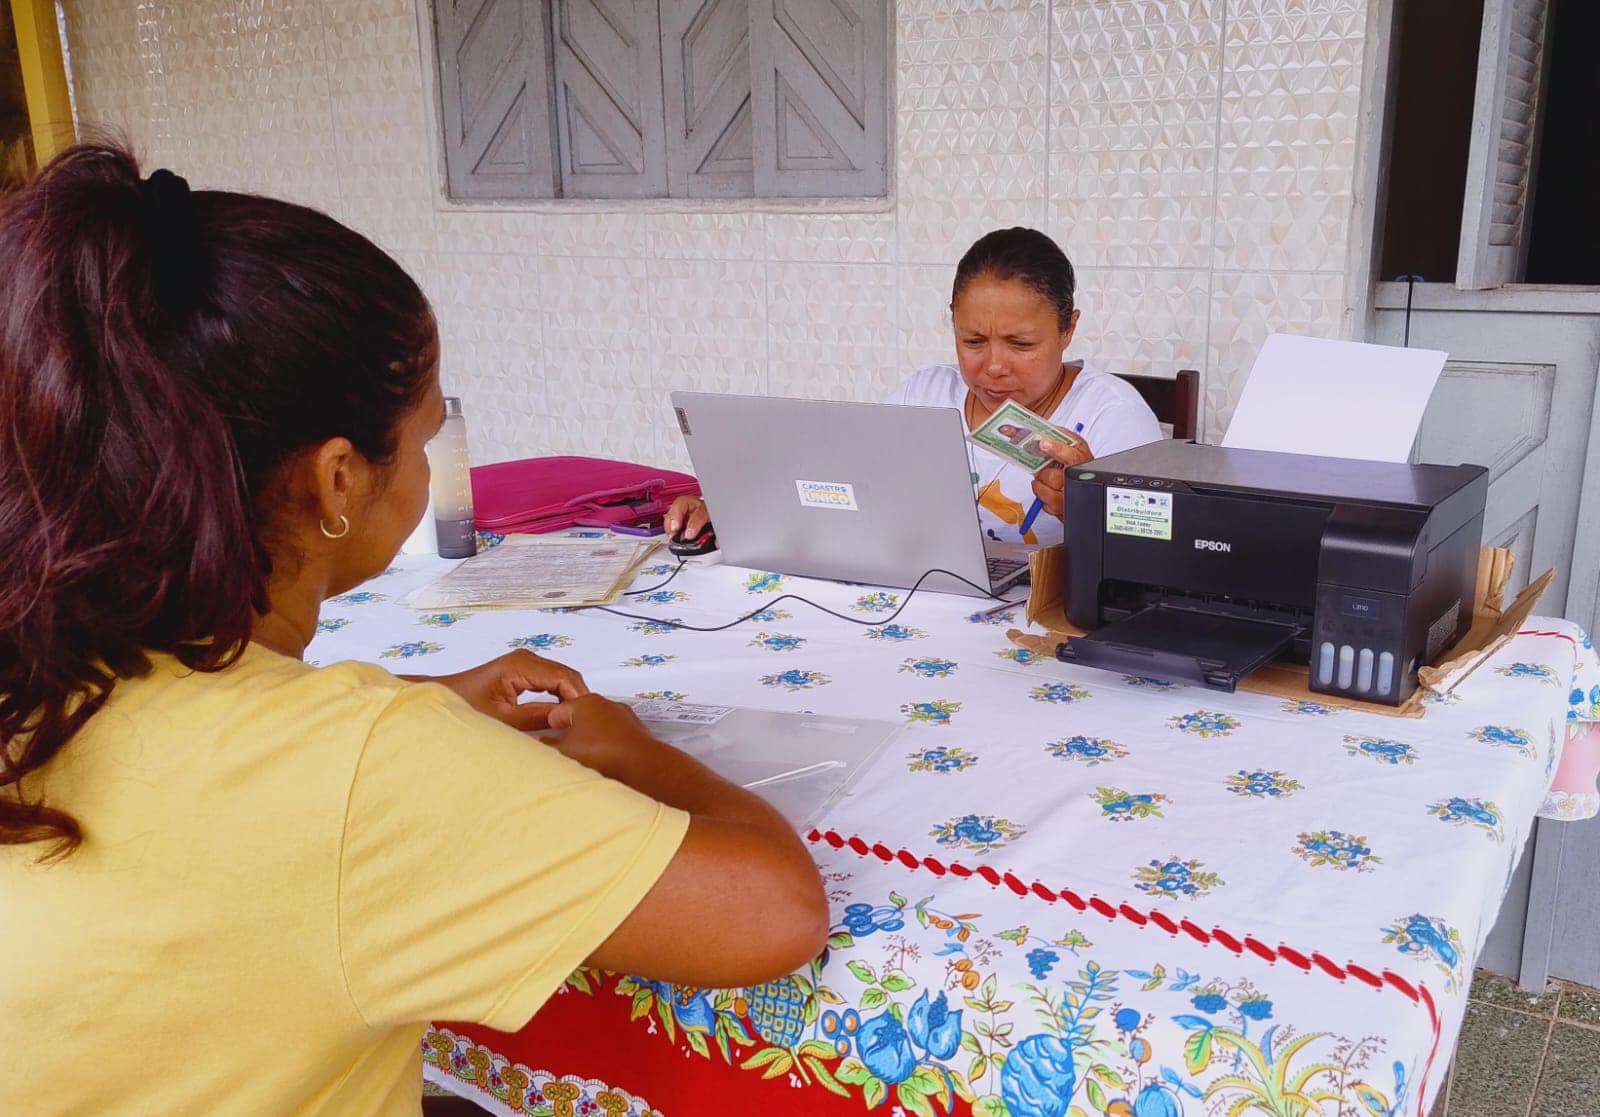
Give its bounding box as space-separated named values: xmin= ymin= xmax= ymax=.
xmin=319 ymin=515 xmax=351 ymax=540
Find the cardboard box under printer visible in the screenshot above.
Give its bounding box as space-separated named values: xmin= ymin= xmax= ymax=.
xmin=1034 ymin=440 xmax=1497 ymax=708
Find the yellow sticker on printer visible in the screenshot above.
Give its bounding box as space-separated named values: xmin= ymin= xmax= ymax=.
xmin=1106 ymin=487 xmax=1173 ymax=540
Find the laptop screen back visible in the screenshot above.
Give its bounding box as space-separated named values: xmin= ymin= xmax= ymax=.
xmin=669 ymin=392 xmax=993 ymax=597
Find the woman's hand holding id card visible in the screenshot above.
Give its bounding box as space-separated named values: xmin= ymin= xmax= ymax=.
xmin=968 ymin=398 xmax=1084 ymax=474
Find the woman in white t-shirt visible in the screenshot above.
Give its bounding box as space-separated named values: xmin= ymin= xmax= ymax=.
xmin=667 ymin=228 xmax=1162 ymax=549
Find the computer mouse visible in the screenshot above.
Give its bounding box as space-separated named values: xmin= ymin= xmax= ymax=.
xmin=667 ymin=523 xmax=718 ymax=558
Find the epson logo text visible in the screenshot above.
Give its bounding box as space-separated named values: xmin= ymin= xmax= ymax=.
xmin=1194 ymin=539 xmax=1232 ymax=553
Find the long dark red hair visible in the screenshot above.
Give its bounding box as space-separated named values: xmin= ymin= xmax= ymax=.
xmin=0 ymin=143 xmax=435 ymax=859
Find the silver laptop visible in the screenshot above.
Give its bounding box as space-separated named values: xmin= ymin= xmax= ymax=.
xmin=669 ymin=392 xmax=1030 ymax=598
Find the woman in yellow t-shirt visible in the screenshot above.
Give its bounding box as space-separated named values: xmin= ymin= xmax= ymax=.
xmin=0 ymin=145 xmax=826 ymax=1116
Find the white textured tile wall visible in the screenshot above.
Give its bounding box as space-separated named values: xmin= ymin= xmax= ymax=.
xmin=62 ymin=0 xmax=1367 ymax=464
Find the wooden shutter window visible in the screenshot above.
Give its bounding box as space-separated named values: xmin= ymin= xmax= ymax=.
xmin=661 ymin=0 xmax=756 ymax=197
xmin=434 ymin=0 xmax=891 ymax=202
xmin=1457 ymin=0 xmax=1553 ymax=289
xmin=551 ymin=0 xmax=671 ymax=198
xmin=436 ymin=0 xmax=561 ymax=200
xmin=749 ymin=0 xmax=889 ymax=198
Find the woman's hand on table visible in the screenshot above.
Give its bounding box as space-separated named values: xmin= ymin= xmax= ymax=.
xmin=416 ymin=650 xmax=589 ymax=731
xmin=546 ymin=693 xmax=829 ymax=986
xmin=664 ymin=495 xmax=710 ymax=539
xmin=1031 ymin=435 xmax=1095 ymax=520
xmin=543 ymin=693 xmax=651 ymax=777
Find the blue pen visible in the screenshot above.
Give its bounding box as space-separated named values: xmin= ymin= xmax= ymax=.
xmin=1018 ymin=422 xmax=1083 ymax=537
xmin=1019 ymin=498 xmax=1044 ymax=536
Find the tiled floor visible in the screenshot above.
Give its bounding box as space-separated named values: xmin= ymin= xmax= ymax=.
xmin=1431 ymin=971 xmax=1600 ymax=1117
xmin=422 ymin=971 xmax=1600 ymax=1117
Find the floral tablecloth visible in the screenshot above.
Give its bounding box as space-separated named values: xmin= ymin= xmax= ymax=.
xmin=306 ymin=545 xmax=1600 ymax=1117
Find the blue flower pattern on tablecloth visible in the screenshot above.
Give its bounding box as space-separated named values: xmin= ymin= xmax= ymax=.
xmin=929 ymin=813 xmax=1025 ymax=854
xmin=627 ymin=617 xmax=682 ymax=636
xmin=907 ymin=745 xmax=978 ymax=773
xmin=902 ymin=700 xmax=960 ymax=726
xmin=1133 ymin=856 xmax=1222 ymax=898
xmin=760 ymin=668 xmax=831 ymax=691
xmin=635 ymin=690 xmax=687 ymax=701
xmin=1168 ymin=710 xmax=1241 ymax=738
xmin=1499 ymin=662 xmax=1558 ymax=685
xmin=749 ymin=631 xmax=804 ymax=652
xmin=1045 ymin=735 xmax=1130 ymax=766
xmin=746 ymin=607 xmax=792 ymax=623
xmin=417 ymin=612 xmax=468 ymax=628
xmin=639 ymin=563 xmax=676 ymax=577
xmin=966 ymin=609 xmax=1015 ymax=625
xmin=853 ymin=592 xmax=899 ymax=613
xmin=1295 ymin=829 xmax=1381 ymax=872
xmin=996 ymin=648 xmax=1048 ymax=666
xmin=636 ymin=590 xmax=688 ymax=605
xmin=746 ymin=572 xmax=783 ymax=594
xmin=1282 ymin=699 xmax=1338 ymax=716
xmin=1382 ymin=913 xmax=1465 ymax=991
xmin=1031 ymin=682 xmax=1091 ymax=704
xmin=1343 ymin=735 xmax=1419 ymax=765
xmin=1570 ymin=682 xmax=1600 ymax=721
xmin=900 ymin=657 xmax=957 ymax=678
xmin=1468 ymin=725 xmax=1536 ymax=758
xmin=380 ymin=640 xmax=442 ymax=659
xmin=1226 ymin=769 xmax=1302 ymax=798
xmin=1003 ymin=1033 xmax=1076 ymax=1117
xmin=1094 ymin=787 xmax=1169 ymax=822
xmin=622 ymin=654 xmax=675 ymax=668
xmin=329 ymin=591 xmax=385 ymax=605
xmin=316 ymin=617 xmax=351 ymax=633
xmin=474 ymin=531 xmax=505 ymax=549
xmin=1427 ymin=796 xmax=1504 ymax=841
xmin=867 ymin=623 xmax=925 ymax=641
xmin=855 ymin=1011 xmax=916 ymax=1083
xmin=906 ymin=989 xmax=963 ymax=1061
xmin=509 ymin=633 xmax=573 ymax=651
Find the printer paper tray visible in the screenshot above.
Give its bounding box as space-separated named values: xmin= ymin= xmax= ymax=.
xmin=1058 ymin=605 xmax=1301 ymax=692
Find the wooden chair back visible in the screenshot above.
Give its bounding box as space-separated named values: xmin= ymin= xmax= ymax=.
xmin=1115 ymin=368 xmax=1200 ymax=441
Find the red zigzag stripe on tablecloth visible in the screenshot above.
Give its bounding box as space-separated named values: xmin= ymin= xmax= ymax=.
xmin=806 ymin=826 xmax=1446 ymax=1117
xmin=1518 ymin=628 xmax=1579 ymax=649
xmin=806 ymin=828 xmax=1432 ymax=1001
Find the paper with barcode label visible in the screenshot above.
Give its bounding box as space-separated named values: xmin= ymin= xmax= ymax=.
xmin=629 ymin=699 xmax=733 ymax=725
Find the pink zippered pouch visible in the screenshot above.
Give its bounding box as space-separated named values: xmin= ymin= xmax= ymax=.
xmin=470 ymin=455 xmax=700 ymax=535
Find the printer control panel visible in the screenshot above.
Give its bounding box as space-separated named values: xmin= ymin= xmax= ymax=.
xmin=1076 ymin=471 xmax=1175 ymax=491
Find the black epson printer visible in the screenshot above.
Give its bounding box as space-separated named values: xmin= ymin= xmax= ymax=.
xmin=1058 ymin=441 xmax=1488 ymax=706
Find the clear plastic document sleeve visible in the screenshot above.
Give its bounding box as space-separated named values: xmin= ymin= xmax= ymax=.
xmin=621 ymin=700 xmax=903 ymax=829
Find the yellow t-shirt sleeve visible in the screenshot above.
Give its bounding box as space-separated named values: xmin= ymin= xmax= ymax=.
xmin=336 ymin=683 xmax=688 ymax=1032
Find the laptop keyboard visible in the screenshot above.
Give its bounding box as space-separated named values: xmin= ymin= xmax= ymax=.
xmin=987 ymin=556 xmax=1027 ymax=582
